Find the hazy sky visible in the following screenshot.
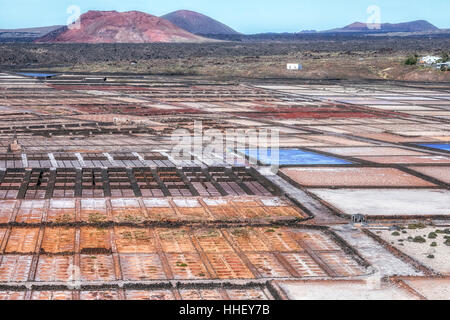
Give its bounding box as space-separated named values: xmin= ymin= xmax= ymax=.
xmin=1 ymin=0 xmax=449 ymax=32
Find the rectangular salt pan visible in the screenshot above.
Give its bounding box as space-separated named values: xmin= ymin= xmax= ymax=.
xmin=310 ymin=189 xmax=450 ymax=217
xmin=241 ymin=148 xmax=352 ymax=165
xmin=17 ymin=73 xmax=56 ymax=78
xmin=418 ymin=143 xmax=450 ymax=152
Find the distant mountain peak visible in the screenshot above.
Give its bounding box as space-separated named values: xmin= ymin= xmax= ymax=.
xmin=161 ymin=10 xmax=240 ymax=35
xmin=327 ymin=20 xmax=439 ymax=33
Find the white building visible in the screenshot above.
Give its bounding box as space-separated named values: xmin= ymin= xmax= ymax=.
xmin=436 ymin=62 xmax=450 ymax=69
xmin=287 ymin=63 xmax=303 ymax=70
xmin=419 ymin=56 xmax=441 ymax=65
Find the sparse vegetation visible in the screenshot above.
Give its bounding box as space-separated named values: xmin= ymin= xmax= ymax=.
xmin=55 ymin=213 xmax=73 ymax=223
xmin=176 ymin=262 xmax=188 ymax=268
xmin=89 ymin=212 xmax=107 ymax=223
xmin=428 ymin=232 xmax=438 ymax=239
xmin=121 ymin=230 xmax=150 ymax=240
xmin=231 ymin=229 xmax=249 ymax=237
xmin=412 ymin=236 xmax=426 ymax=243
xmin=408 ymin=223 xmax=426 ymax=230
xmin=1 ymin=39 xmax=450 ymax=82
xmin=404 ymin=54 xmax=418 ymax=65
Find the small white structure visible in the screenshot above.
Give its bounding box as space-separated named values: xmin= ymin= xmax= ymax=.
xmin=436 ymin=62 xmax=450 ymax=69
xmin=287 ymin=63 xmax=303 ymax=70
xmin=419 ymin=56 xmax=441 ymax=65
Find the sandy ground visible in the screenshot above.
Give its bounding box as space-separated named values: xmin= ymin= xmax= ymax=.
xmin=401 ymin=278 xmax=450 ymax=300
xmin=278 ymin=280 xmax=419 ymax=300
xmin=376 ymin=227 xmax=450 ymax=274
xmin=333 ymin=225 xmax=422 ymax=277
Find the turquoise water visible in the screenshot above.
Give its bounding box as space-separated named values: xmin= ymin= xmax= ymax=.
xmin=241 ymin=148 xmax=352 ymax=165
xmin=17 ymin=73 xmax=56 ymax=78
xmin=418 ymin=143 xmax=450 ymax=152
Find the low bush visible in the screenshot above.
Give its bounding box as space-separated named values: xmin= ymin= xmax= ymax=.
xmin=408 ymin=223 xmax=426 ymax=230
xmin=404 ymin=54 xmax=418 ymax=65
xmin=428 ymin=232 xmax=438 ymax=239
xmin=412 ymin=236 xmax=426 ymax=243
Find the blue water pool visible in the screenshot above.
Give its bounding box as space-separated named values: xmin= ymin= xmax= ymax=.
xmin=17 ymin=73 xmax=56 ymax=78
xmin=417 ymin=143 xmax=450 ymax=152
xmin=240 ymin=148 xmax=352 ymax=165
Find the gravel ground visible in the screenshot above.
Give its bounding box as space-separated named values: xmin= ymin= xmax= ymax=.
xmin=376 ymin=226 xmax=450 ymax=274
xmin=333 ymin=225 xmax=422 ymax=277
xmin=279 ymin=280 xmax=419 ymax=300
xmin=401 ymin=278 xmax=450 ymax=300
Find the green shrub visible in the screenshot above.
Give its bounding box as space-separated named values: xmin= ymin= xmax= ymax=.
xmin=413 ymin=236 xmax=426 ymax=243
xmin=392 ymin=231 xmax=401 ymax=236
xmin=404 ymin=54 xmax=418 ymax=65
xmin=428 ymin=232 xmax=438 ymax=239
xmin=408 ymin=223 xmax=426 ymax=230
xmin=442 ymin=52 xmax=449 ymax=62
xmin=431 ymin=242 xmax=437 ymax=247
xmin=427 ymin=255 xmax=435 ymax=259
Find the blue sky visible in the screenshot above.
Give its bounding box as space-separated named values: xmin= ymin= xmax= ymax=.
xmin=1 ymin=0 xmax=449 ymax=33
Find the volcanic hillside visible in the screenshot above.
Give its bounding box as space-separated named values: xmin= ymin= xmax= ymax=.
xmin=36 ymin=10 xmax=209 ymax=43
xmin=328 ymin=20 xmax=439 ymax=33
xmin=161 ymin=10 xmax=239 ymax=35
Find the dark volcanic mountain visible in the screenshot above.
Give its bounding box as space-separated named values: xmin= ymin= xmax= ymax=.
xmin=161 ymin=10 xmax=240 ymax=35
xmin=36 ymin=10 xmax=209 ymax=43
xmin=326 ymin=20 xmax=439 ymax=33
xmin=0 ymin=26 xmax=62 ymax=40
